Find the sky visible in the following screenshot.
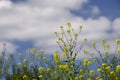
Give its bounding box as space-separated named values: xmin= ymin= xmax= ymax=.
xmin=0 ymin=0 xmax=120 ymax=58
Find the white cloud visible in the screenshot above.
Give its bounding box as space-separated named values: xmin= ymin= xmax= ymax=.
xmin=0 ymin=0 xmax=119 ymax=58
xmin=0 ymin=0 xmax=12 ymax=9
xmin=91 ymin=6 xmax=100 ymax=15
xmin=113 ymin=18 xmax=120 ymax=34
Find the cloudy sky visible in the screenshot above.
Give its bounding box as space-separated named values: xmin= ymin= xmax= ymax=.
xmin=0 ymin=0 xmax=120 ymax=57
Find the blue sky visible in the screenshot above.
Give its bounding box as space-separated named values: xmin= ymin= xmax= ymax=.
xmin=0 ymin=0 xmax=120 ymax=58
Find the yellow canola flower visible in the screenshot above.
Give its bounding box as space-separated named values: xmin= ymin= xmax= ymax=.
xmin=79 ymin=26 xmax=82 ymax=30
xmin=23 ymin=59 xmax=28 ymax=63
xmin=70 ymin=61 xmax=74 ymax=65
xmin=105 ymin=66 xmax=111 ymax=71
xmin=66 ymin=22 xmax=71 ymax=27
xmin=101 ymin=39 xmax=105 ymax=44
xmin=116 ymin=39 xmax=120 ymax=44
xmin=17 ymin=63 xmax=21 ymax=66
xmin=109 ymin=71 xmax=115 ymax=76
xmin=117 ymin=49 xmax=120 ymax=54
xmin=53 ymin=52 xmax=60 ymax=63
xmin=84 ymin=38 xmax=87 ymax=42
xmin=18 ymin=53 xmax=22 ymax=58
xmin=74 ymin=33 xmax=78 ymax=37
xmin=47 ymin=68 xmax=51 ymax=72
xmin=43 ymin=57 xmax=47 ymax=60
xmin=91 ymin=42 xmax=96 ymax=47
xmin=89 ymin=70 xmax=94 ymax=77
xmin=116 ymin=65 xmax=120 ymax=72
xmin=79 ymin=75 xmax=84 ymax=79
xmin=74 ymin=77 xmax=78 ymax=80
xmin=83 ymin=49 xmax=88 ymax=54
xmin=83 ymin=58 xmax=88 ymax=63
xmin=23 ymin=75 xmax=27 ymax=79
xmin=102 ymin=63 xmax=107 ymax=67
xmin=60 ymin=26 xmax=63 ymax=29
xmin=66 ymin=29 xmax=71 ymax=33
xmin=62 ymin=53 xmax=66 ymax=58
xmin=104 ymin=50 xmax=109 ymax=55
xmin=32 ymin=48 xmax=36 ymax=52
xmin=105 ymin=43 xmax=110 ymax=48
xmin=79 ymin=69 xmax=84 ymax=73
xmin=97 ymin=68 xmax=102 ymax=73
xmin=54 ymin=31 xmax=58 ymax=35
xmin=35 ymin=53 xmax=39 ymax=57
xmin=40 ymin=49 xmax=44 ymax=53
xmin=59 ymin=64 xmax=69 ymax=71
xmin=38 ymin=75 xmax=43 ymax=78
xmin=38 ymin=67 xmax=44 ymax=72
xmin=63 ymin=46 xmax=68 ymax=51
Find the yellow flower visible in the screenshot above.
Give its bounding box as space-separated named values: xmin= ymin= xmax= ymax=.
xmin=79 ymin=26 xmax=82 ymax=30
xmin=88 ymin=61 xmax=92 ymax=66
xmin=74 ymin=77 xmax=78 ymax=80
xmin=23 ymin=75 xmax=27 ymax=79
xmin=62 ymin=53 xmax=66 ymax=58
xmin=104 ymin=50 xmax=109 ymax=55
xmin=83 ymin=50 xmax=88 ymax=54
xmin=54 ymin=31 xmax=58 ymax=35
xmin=102 ymin=63 xmax=107 ymax=67
xmin=117 ymin=49 xmax=120 ymax=54
xmin=79 ymin=75 xmax=84 ymax=79
xmin=83 ymin=59 xmax=89 ymax=67
xmin=63 ymin=46 xmax=68 ymax=51
xmin=38 ymin=75 xmax=43 ymax=78
xmin=59 ymin=64 xmax=69 ymax=71
xmin=109 ymin=71 xmax=115 ymax=76
xmin=116 ymin=39 xmax=120 ymax=44
xmin=43 ymin=57 xmax=47 ymax=60
xmin=23 ymin=59 xmax=28 ymax=63
xmin=32 ymin=48 xmax=36 ymax=52
xmin=116 ymin=65 xmax=120 ymax=72
xmin=105 ymin=43 xmax=110 ymax=48
xmin=83 ymin=58 xmax=88 ymax=63
xmin=54 ymin=52 xmax=59 ymax=63
xmin=79 ymin=69 xmax=84 ymax=73
xmin=101 ymin=39 xmax=105 ymax=44
xmin=60 ymin=26 xmax=63 ymax=28
xmin=23 ymin=65 xmax=27 ymax=67
xmin=17 ymin=63 xmax=21 ymax=66
xmin=40 ymin=49 xmax=44 ymax=53
xmin=38 ymin=67 xmax=44 ymax=72
xmin=93 ymin=58 xmax=97 ymax=62
xmin=97 ymin=68 xmax=102 ymax=73
xmin=87 ymin=78 xmax=92 ymax=80
xmin=47 ymin=68 xmax=51 ymax=72
xmin=105 ymin=66 xmax=111 ymax=71
xmin=70 ymin=65 xmax=74 ymax=68
xmin=84 ymin=38 xmax=87 ymax=42
xmin=70 ymin=61 xmax=74 ymax=65
xmin=91 ymin=42 xmax=96 ymax=47
xmin=74 ymin=33 xmax=78 ymax=37
xmin=89 ymin=70 xmax=94 ymax=77
xmin=35 ymin=53 xmax=39 ymax=57
xmin=18 ymin=53 xmax=22 ymax=58
xmin=64 ymin=64 xmax=69 ymax=71
xmin=66 ymin=22 xmax=71 ymax=27
xmin=66 ymin=29 xmax=71 ymax=33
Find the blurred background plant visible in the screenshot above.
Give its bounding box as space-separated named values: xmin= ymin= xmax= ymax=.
xmin=0 ymin=43 xmax=13 ymax=78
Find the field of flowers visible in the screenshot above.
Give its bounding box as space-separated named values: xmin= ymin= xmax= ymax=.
xmin=0 ymin=22 xmax=120 ymax=80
